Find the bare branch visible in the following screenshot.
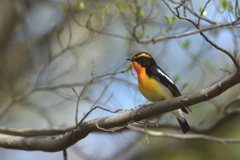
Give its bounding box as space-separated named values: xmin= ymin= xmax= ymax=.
xmin=0 ymin=129 xmax=84 ymax=152
xmin=128 ymin=125 xmax=240 ymax=144
xmin=0 ymin=70 xmax=239 ymax=151
xmin=63 ymin=149 xmax=68 ymax=160
xmin=1 ymin=108 xmax=240 ymax=138
xmin=1 ymin=0 xmax=240 ymax=155
xmin=75 ymin=68 xmax=130 ymax=126
xmin=67 ymin=0 xmax=240 ymax=47
xmin=89 ymin=80 xmax=114 ymax=109
xmin=0 ymin=126 xmax=74 ymax=137
xmin=198 ymin=0 xmax=211 ymax=26
xmin=133 ymin=108 xmax=240 ymax=134
xmin=162 ymin=0 xmax=240 ymax=70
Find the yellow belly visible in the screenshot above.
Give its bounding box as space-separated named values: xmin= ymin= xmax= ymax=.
xmin=138 ymin=74 xmax=173 ymax=102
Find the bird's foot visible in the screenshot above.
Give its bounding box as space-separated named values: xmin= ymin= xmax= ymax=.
xmin=131 ymin=102 xmax=152 ymax=110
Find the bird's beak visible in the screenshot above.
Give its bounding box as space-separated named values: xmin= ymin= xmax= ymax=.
xmin=126 ymin=58 xmax=134 ymax=61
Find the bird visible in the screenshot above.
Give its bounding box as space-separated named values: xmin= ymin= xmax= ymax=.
xmin=127 ymin=52 xmax=190 ymax=133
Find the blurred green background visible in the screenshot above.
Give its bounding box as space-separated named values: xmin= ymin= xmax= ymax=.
xmin=0 ymin=0 xmax=240 ymax=159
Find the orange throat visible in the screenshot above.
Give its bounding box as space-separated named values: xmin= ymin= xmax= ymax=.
xmin=132 ymin=61 xmax=146 ymax=88
xmin=132 ymin=61 xmax=146 ymax=76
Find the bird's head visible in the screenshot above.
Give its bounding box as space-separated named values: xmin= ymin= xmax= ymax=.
xmin=126 ymin=52 xmax=156 ymax=68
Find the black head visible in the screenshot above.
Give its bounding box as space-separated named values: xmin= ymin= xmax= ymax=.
xmin=126 ymin=52 xmax=156 ymax=67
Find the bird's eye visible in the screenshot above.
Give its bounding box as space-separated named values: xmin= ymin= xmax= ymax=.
xmin=140 ymin=57 xmax=143 ymax=59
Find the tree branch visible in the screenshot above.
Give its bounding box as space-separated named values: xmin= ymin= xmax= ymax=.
xmin=0 ymin=126 xmax=74 ymax=137
xmin=133 ymin=108 xmax=240 ymax=134
xmin=0 ymin=70 xmax=239 ymax=151
xmin=1 ymin=108 xmax=240 ymax=137
xmin=128 ymin=125 xmax=240 ymax=144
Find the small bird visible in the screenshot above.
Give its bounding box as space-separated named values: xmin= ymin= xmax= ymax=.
xmin=127 ymin=52 xmax=190 ymax=133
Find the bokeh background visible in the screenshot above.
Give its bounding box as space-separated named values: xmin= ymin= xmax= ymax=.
xmin=0 ymin=0 xmax=240 ymax=159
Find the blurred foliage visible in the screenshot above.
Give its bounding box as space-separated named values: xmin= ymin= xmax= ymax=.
xmin=164 ymin=15 xmax=177 ymax=26
xmin=0 ymin=0 xmax=240 ymax=160
xmin=221 ymin=0 xmax=228 ymax=10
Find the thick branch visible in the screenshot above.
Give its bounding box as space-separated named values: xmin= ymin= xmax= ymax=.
xmin=2 ymin=108 xmax=240 ymax=137
xmin=0 ymin=126 xmax=74 ymax=137
xmin=0 ymin=70 xmax=239 ymax=151
xmin=0 ymin=130 xmax=86 ymax=152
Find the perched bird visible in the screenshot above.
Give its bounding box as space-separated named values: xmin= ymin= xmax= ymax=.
xmin=127 ymin=52 xmax=190 ymax=133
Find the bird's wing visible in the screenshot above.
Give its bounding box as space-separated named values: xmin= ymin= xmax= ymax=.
xmin=147 ymin=65 xmax=189 ymax=114
xmin=148 ymin=65 xmax=181 ymax=96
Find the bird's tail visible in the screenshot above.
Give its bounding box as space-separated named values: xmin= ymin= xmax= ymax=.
xmin=177 ymin=118 xmax=190 ymax=134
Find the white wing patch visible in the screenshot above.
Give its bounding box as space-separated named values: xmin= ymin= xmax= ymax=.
xmin=157 ymin=68 xmax=174 ymax=84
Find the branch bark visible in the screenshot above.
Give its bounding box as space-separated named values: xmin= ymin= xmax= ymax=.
xmin=0 ymin=70 xmax=239 ymax=151
xmin=128 ymin=125 xmax=240 ymax=144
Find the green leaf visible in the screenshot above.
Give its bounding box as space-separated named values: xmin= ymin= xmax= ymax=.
xmin=203 ymin=60 xmax=216 ymax=71
xmin=116 ymin=3 xmax=121 ymax=9
xmin=77 ymin=1 xmax=85 ymax=10
xmin=181 ymin=83 xmax=188 ymax=90
xmin=71 ymin=87 xmax=77 ymax=95
xmin=182 ymin=40 xmax=190 ymax=49
xmin=116 ymin=3 xmax=129 ymax=10
xmin=221 ymin=0 xmax=228 ymax=10
xmin=127 ymin=64 xmax=132 ymax=70
xmin=169 ymin=16 xmax=176 ymax=25
xmin=136 ymin=31 xmax=142 ymax=38
xmin=90 ymin=71 xmax=94 ymax=77
xmin=137 ymin=9 xmax=144 ymax=17
xmin=163 ymin=16 xmax=169 ymax=23
xmin=150 ymin=0 xmax=155 ymax=4
xmin=238 ymin=10 xmax=240 ymax=17
xmin=228 ymin=4 xmax=233 ymax=12
xmin=164 ymin=16 xmax=176 ymax=25
xmin=173 ymin=76 xmax=179 ymax=83
xmin=95 ymin=4 xmax=101 ymax=10
xmin=198 ymin=7 xmax=207 ymax=16
xmin=102 ymin=5 xmax=110 ymax=15
xmin=59 ymin=5 xmax=67 ymax=13
xmin=233 ymin=50 xmax=238 ymax=59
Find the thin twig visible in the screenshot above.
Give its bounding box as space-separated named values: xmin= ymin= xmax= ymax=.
xmin=89 ymin=80 xmax=114 ymax=109
xmin=198 ymin=0 xmax=211 ymax=26
xmin=162 ymin=0 xmax=240 ymax=70
xmin=95 ymin=121 xmax=133 ymax=132
xmin=144 ymin=122 xmax=150 ymax=145
xmin=78 ymin=106 xmax=126 ymax=125
xmin=75 ymin=69 xmax=130 ymax=126
xmin=63 ymin=149 xmax=68 ymax=160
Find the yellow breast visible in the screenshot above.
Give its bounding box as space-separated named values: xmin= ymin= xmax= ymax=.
xmin=132 ymin=61 xmax=173 ymax=102
xmin=138 ymin=70 xmax=173 ymax=102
